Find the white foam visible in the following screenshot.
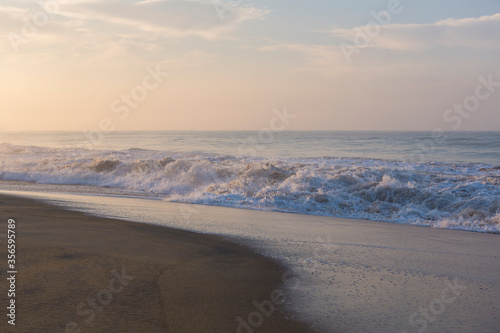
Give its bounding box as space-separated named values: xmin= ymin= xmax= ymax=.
xmin=1 ymin=143 xmax=499 ymax=232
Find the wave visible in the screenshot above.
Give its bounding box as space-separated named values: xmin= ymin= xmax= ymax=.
xmin=1 ymin=143 xmax=499 ymax=232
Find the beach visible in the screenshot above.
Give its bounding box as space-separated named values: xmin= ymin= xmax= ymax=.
xmin=1 ymin=190 xmax=500 ymax=332
xmin=0 ymin=194 xmax=313 ymax=333
xmin=2 ymin=0 xmax=499 ymax=330
xmin=2 ymin=0 xmax=499 ymax=329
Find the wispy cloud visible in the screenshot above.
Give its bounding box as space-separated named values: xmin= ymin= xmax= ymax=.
xmin=55 ymin=0 xmax=269 ymax=39
xmin=0 ymin=0 xmax=269 ymax=67
xmin=135 ymin=0 xmax=166 ymax=5
xmin=328 ymin=13 xmax=500 ymax=51
xmin=256 ymin=13 xmax=500 ymax=77
xmin=258 ymin=43 xmax=346 ymax=73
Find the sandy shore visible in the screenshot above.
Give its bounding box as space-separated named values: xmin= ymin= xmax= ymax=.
xmin=0 ymin=194 xmax=314 ymax=333
xmin=1 ymin=190 xmax=500 ymax=332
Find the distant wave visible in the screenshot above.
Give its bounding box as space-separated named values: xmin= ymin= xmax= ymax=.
xmin=1 ymin=143 xmax=499 ymax=233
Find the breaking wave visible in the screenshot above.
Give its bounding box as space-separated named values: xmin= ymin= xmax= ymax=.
xmin=1 ymin=143 xmax=499 ymax=233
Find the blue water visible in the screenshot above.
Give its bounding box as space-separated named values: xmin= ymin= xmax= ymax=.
xmin=1 ymin=130 xmax=499 ymax=164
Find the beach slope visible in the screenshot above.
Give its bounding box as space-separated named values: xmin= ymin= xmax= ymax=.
xmin=0 ymin=194 xmax=313 ymax=333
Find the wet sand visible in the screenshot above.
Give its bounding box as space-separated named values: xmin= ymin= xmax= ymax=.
xmin=0 ymin=194 xmax=314 ymax=333
xmin=1 ymin=190 xmax=500 ymax=333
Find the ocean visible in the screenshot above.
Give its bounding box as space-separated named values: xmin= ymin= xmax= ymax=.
xmin=1 ymin=130 xmax=499 ymax=232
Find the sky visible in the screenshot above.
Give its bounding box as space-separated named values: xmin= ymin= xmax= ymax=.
xmin=0 ymin=0 xmax=499 ymax=131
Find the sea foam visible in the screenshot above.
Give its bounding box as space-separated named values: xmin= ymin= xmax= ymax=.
xmin=1 ymin=143 xmax=499 ymax=232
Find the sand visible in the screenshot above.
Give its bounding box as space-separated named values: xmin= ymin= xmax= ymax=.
xmin=0 ymin=194 xmax=314 ymax=333
xmin=1 ymin=190 xmax=500 ymax=333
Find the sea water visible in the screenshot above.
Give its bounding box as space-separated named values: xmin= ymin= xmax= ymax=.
xmin=0 ymin=130 xmax=499 ymax=232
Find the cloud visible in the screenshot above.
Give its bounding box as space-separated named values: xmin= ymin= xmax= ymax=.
xmin=135 ymin=0 xmax=166 ymax=5
xmin=0 ymin=6 xmax=28 ymax=15
xmin=258 ymin=43 xmax=345 ymax=69
xmin=0 ymin=0 xmax=269 ymax=67
xmin=54 ymin=0 xmax=269 ymax=39
xmin=256 ymin=13 xmax=500 ymax=77
xmin=0 ymin=0 xmax=270 ymax=47
xmin=328 ymin=13 xmax=500 ymax=51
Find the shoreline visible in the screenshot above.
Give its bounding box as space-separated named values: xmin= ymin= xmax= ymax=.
xmin=2 ymin=190 xmax=500 ymax=332
xmin=1 ymin=182 xmax=499 ymax=235
xmin=0 ymin=194 xmax=314 ymax=333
